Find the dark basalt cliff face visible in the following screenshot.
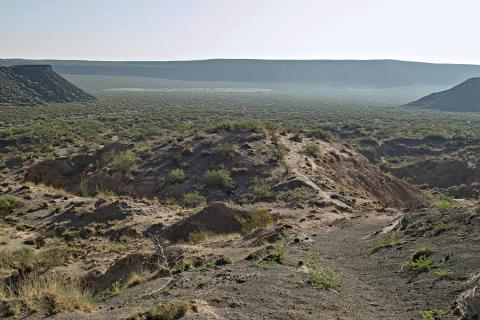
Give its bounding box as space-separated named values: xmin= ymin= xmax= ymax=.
xmin=0 ymin=65 xmax=94 ymax=106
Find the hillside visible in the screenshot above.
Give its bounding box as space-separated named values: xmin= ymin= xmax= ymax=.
xmin=2 ymin=59 xmax=480 ymax=89
xmin=407 ymin=77 xmax=480 ymax=112
xmin=0 ymin=65 xmax=94 ymax=106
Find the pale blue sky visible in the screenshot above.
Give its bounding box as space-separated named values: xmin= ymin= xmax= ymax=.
xmin=1 ymin=0 xmax=479 ymax=64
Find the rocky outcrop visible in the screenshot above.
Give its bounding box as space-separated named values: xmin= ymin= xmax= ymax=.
xmin=455 ymin=280 xmax=480 ymax=319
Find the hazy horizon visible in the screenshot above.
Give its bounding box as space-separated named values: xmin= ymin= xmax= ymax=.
xmin=2 ymin=0 xmax=480 ymax=64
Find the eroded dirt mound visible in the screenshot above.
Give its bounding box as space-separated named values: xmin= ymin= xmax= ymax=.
xmin=386 ymin=159 xmax=480 ymax=190
xmin=25 ymin=130 xmax=423 ymax=209
xmin=160 ymin=202 xmax=252 ymax=242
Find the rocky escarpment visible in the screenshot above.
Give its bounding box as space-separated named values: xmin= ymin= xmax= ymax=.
xmin=0 ymin=65 xmax=94 ymax=106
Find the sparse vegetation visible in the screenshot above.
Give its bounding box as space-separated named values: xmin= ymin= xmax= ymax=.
xmin=211 ymin=143 xmax=238 ymax=159
xmin=203 ymin=168 xmax=233 ymax=188
xmin=107 ymin=151 xmax=140 ymax=171
xmin=308 ymin=128 xmax=333 ymax=141
xmin=3 ymin=273 xmax=93 ymax=316
xmin=0 ymin=247 xmax=67 ymax=273
xmin=408 ymin=248 xmax=436 ymax=272
xmin=278 ymin=187 xmax=316 ymax=203
xmin=249 ymin=177 xmax=273 ymax=199
xmin=374 ymin=234 xmax=399 ymax=250
xmin=237 ymin=207 xmax=275 ymax=234
xmin=434 ymin=222 xmax=454 ymax=234
xmin=180 ymin=191 xmax=206 ymax=208
xmin=303 ymin=143 xmax=321 ymax=156
xmin=0 ymin=195 xmax=23 ymax=211
xmin=419 ymin=309 xmax=445 ymax=320
xmin=304 ymin=255 xmax=342 ymax=289
xmin=128 ymin=300 xmax=190 ymax=320
xmin=167 ymin=169 xmax=186 ymax=184
xmin=436 ymin=198 xmax=453 ymax=210
xmin=266 ymin=142 xmax=289 ymax=161
xmin=434 ymin=269 xmax=454 ymax=279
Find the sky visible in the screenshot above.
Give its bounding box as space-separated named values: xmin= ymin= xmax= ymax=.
xmin=1 ymin=0 xmax=480 ymax=64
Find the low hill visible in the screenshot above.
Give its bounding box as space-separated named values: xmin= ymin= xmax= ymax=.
xmin=2 ymin=59 xmax=480 ymax=89
xmin=0 ymin=65 xmax=94 ymax=106
xmin=407 ymin=77 xmax=480 ymax=112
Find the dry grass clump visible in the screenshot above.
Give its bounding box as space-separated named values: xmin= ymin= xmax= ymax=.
xmin=2 ymin=273 xmax=93 ymax=316
xmin=0 ymin=195 xmax=23 ymax=211
xmin=128 ymin=299 xmax=190 ymax=320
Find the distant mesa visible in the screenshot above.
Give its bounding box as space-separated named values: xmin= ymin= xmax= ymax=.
xmin=0 ymin=64 xmax=95 ymax=106
xmin=407 ymin=77 xmax=480 ymax=112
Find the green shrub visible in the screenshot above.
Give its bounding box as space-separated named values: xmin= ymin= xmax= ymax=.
xmin=0 ymin=195 xmax=23 ymax=211
xmin=304 ymin=255 xmax=342 ymax=289
xmin=107 ymin=151 xmax=140 ymax=171
xmin=237 ymin=208 xmax=275 ymax=234
xmin=181 ymin=191 xmax=206 ymax=208
xmin=249 ymin=178 xmax=273 ymax=199
xmin=436 ymin=199 xmax=453 ymax=210
xmin=0 ymin=247 xmax=66 ymax=273
xmin=204 ymin=169 xmax=233 ymax=188
xmin=167 ymin=169 xmax=186 ymax=184
xmin=309 ymin=128 xmax=332 ymax=141
xmin=303 ymin=143 xmax=320 ymax=156
xmin=211 ymin=144 xmax=238 ymax=159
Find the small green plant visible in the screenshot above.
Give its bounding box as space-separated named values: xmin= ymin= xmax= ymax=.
xmin=249 ymin=177 xmax=273 ymax=199
xmin=436 ymin=199 xmax=453 ymax=210
xmin=167 ymin=169 xmax=186 ymax=184
xmin=109 ymin=281 xmax=123 ymax=295
xmin=303 ymin=143 xmax=321 ymax=156
xmin=304 ymin=255 xmax=342 ymax=289
xmin=419 ymin=309 xmax=445 ymax=320
xmin=180 ymin=191 xmax=206 ymax=208
xmin=434 ymin=222 xmax=454 ymax=234
xmin=0 ymin=195 xmax=23 ymax=211
xmin=203 ymin=168 xmax=233 ymax=188
xmin=247 ymin=229 xmax=290 ymax=268
xmin=374 ymin=234 xmax=399 ymax=250
xmin=408 ymin=248 xmax=436 ymax=272
xmin=107 ymin=151 xmax=140 ymax=171
xmin=237 ymin=208 xmax=275 ymax=234
xmin=434 ymin=269 xmax=453 ymax=279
